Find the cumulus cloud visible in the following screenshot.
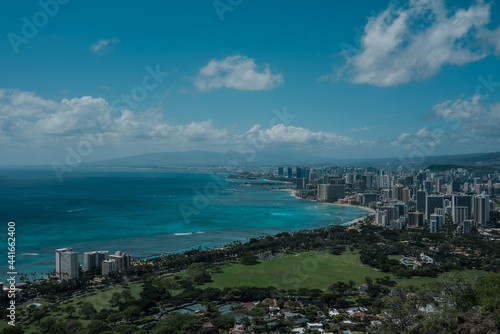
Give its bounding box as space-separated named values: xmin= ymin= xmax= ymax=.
xmin=330 ymin=0 xmax=499 ymax=86
xmin=193 ymin=55 xmax=284 ymax=91
xmin=1 ymin=90 xmax=370 ymax=156
xmin=0 ymin=89 xmax=59 ymax=117
xmin=244 ymin=124 xmax=350 ymax=146
xmin=432 ymin=94 xmax=500 ymax=137
xmin=392 ymin=93 xmax=500 ymax=155
xmin=89 ymin=37 xmax=120 ymax=53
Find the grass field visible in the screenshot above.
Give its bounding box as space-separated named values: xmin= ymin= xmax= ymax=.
xmin=10 ymin=251 xmax=489 ymax=332
xmin=203 ymin=250 xmax=488 ymax=291
xmin=60 ymin=282 xmax=143 ymax=312
xmin=19 ymin=282 xmax=143 ymax=333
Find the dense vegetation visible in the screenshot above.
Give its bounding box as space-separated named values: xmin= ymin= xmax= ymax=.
xmin=2 ymin=219 xmax=500 ymax=333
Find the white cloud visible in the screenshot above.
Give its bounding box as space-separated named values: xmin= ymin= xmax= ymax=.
xmin=36 ymin=96 xmax=112 ymax=135
xmin=351 ymin=126 xmax=369 ymax=131
xmin=193 ymin=55 xmax=284 ymax=91
xmin=89 ymin=37 xmax=120 ymax=53
xmin=243 ymin=124 xmax=353 ymax=147
xmin=392 ymin=94 xmax=500 ymax=155
xmin=432 ymin=94 xmax=500 ymax=137
xmin=0 ymin=90 xmax=378 ymax=158
xmin=0 ymin=89 xmax=59 ymax=117
xmin=330 ymin=0 xmax=499 ymax=86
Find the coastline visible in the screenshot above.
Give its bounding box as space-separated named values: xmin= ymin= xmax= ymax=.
xmin=284 ymin=188 xmax=375 ymax=220
xmin=6 ymin=171 xmax=374 ymax=280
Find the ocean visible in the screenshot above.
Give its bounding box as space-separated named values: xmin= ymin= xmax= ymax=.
xmin=0 ymin=166 xmax=370 ymax=281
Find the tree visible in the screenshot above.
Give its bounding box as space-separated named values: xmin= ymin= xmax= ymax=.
xmin=112 ymin=324 xmax=148 ymax=334
xmin=62 ymin=304 xmax=76 ymax=318
xmin=379 ymin=288 xmax=419 ymax=333
xmin=124 ymin=305 xmax=141 ymax=319
xmin=39 ymin=317 xmax=55 ymax=332
xmin=211 ymin=315 xmax=235 ymax=329
xmin=109 ymin=291 xmax=122 ymax=306
xmin=86 ymin=320 xmax=108 ymax=334
xmin=31 ymin=309 xmax=46 ymax=324
xmin=476 ymin=272 xmax=500 ymax=323
xmin=121 ymin=289 xmax=133 ymax=303
xmin=329 ymin=281 xmax=347 ymax=295
xmin=1 ymin=326 xmax=23 ymax=334
xmin=65 ymin=319 xmax=83 ymax=334
xmin=152 ymin=313 xmax=202 ymax=333
xmin=78 ymin=302 xmax=97 ymax=320
xmin=239 ymin=252 xmax=259 ymax=265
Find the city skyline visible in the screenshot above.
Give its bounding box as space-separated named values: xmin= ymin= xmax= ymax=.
xmin=2 ymin=0 xmax=500 ymax=165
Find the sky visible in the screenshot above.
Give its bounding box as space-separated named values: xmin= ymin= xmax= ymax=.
xmin=1 ymin=0 xmax=500 ymax=165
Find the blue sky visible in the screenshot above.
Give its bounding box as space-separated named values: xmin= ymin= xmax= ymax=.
xmin=1 ymin=0 xmax=500 ymax=165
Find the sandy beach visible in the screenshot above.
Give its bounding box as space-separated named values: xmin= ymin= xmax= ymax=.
xmin=285 ymin=188 xmax=376 ymax=216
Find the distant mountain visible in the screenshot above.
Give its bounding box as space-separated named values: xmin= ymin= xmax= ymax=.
xmin=426 ymin=164 xmax=465 ymax=171
xmin=83 ymin=150 xmax=326 ymax=167
xmin=422 ymin=151 xmax=500 ymax=165
xmin=83 ymin=150 xmax=500 ymax=168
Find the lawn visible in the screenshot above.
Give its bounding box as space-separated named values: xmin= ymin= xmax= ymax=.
xmin=20 ymin=282 xmax=143 ymax=333
xmin=59 ymin=282 xmax=143 ymax=312
xmin=204 ymin=250 xmax=395 ymax=291
xmin=203 ymin=250 xmax=489 ymax=291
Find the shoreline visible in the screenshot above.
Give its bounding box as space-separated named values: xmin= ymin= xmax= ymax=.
xmin=137 ymin=189 xmax=376 ymax=261
xmin=284 ymin=188 xmax=375 ymax=218
xmin=9 ymin=174 xmax=373 ymax=280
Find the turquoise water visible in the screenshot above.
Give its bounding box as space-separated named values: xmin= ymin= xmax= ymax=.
xmin=0 ymin=166 xmax=369 ymax=281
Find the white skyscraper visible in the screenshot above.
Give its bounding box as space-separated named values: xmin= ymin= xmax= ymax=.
xmin=55 ymin=248 xmax=79 ymax=280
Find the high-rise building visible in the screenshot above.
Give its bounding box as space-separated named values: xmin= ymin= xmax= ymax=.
xmin=408 ymin=211 xmax=424 ymax=227
xmin=424 ymin=181 xmax=433 ymax=193
xmin=362 ymin=193 xmax=377 ymax=206
xmin=402 ymin=187 xmax=410 ymax=206
xmin=435 ymin=178 xmax=441 ymax=193
xmin=317 ymin=184 xmax=345 ymax=202
xmin=287 ymin=167 xmax=293 ymax=179
xmin=102 ymin=259 xmax=117 ymax=276
xmin=380 ymin=205 xmax=399 ymax=223
xmin=430 ymin=213 xmax=444 ymax=231
xmin=416 ymin=190 xmax=426 ymax=215
xmin=452 ymin=194 xmax=472 ymax=223
xmin=296 ymin=178 xmax=308 ymax=190
xmin=364 ymin=173 xmax=374 ymax=189
xmin=278 ymin=167 xmax=284 ymax=176
xmin=84 ymin=251 xmax=109 ymax=271
xmin=430 ymin=219 xmax=438 ymax=233
xmin=379 ymin=175 xmax=390 ymax=189
xmin=109 ymin=251 xmax=131 ymax=273
xmin=426 ymin=195 xmax=444 ymax=220
xmin=55 ymin=248 xmax=79 ymax=280
xmin=453 ymin=206 xmax=469 ymax=225
xmin=462 ymin=220 xmax=472 ymax=233
xmin=376 ymin=211 xmax=387 ymax=227
xmin=296 ymin=167 xmax=304 ymax=179
xmin=392 ymin=184 xmax=404 ymax=201
xmin=474 ymin=194 xmax=490 ymax=228
xmin=451 ymin=179 xmax=461 ymax=193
